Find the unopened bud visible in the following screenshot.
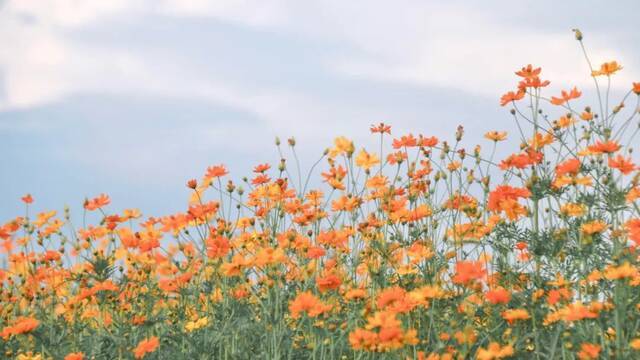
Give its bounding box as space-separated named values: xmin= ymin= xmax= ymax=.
xmin=456 ymin=125 xmax=464 ymax=141
xmin=572 ymin=29 xmax=583 ymax=41
xmin=226 ymin=180 xmax=235 ymax=193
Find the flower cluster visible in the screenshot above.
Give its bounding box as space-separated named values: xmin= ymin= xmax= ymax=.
xmin=2 ymin=31 xmax=640 ymax=359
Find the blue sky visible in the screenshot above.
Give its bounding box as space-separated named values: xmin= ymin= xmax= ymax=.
xmin=2 ymin=0 xmax=639 ymax=221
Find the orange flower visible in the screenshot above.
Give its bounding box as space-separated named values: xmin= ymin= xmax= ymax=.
xmin=418 ymin=135 xmax=439 ymax=147
xmin=253 ymin=163 xmax=271 ymax=173
xmin=349 ymin=328 xmax=378 ymax=351
xmin=447 ymin=161 xmax=461 ymax=172
xmin=353 ymin=310 xmax=417 ymax=351
xmin=251 ymin=174 xmax=271 ymax=185
xmin=580 ymin=110 xmax=594 ymax=121
xmin=563 ymin=302 xmax=599 ymax=322
xmin=123 ymin=208 xmax=141 ymax=219
xmin=501 ymin=308 xmax=530 ymax=324
xmin=518 ymin=76 xmax=550 ymax=89
xmin=452 ymin=260 xmax=486 ymax=285
xmin=186 ymin=179 xmax=198 ymax=189
xmin=443 ymin=193 xmax=478 ymax=212
xmin=133 ymin=336 xmax=160 ymax=359
xmin=577 ymin=343 xmax=601 ymax=360
xmin=633 ymin=82 xmax=640 ymax=95
xmin=84 ymin=194 xmax=111 ymax=211
xmin=370 ymin=122 xmax=391 ymax=134
xmin=206 ymin=164 xmax=229 ymax=178
xmin=627 ymin=218 xmax=640 ymax=246
xmin=555 ymin=158 xmax=581 ymax=176
xmin=591 ymin=61 xmax=622 ymax=76
xmin=500 ymin=90 xmax=525 ymax=106
xmin=628 ymin=187 xmax=640 ymax=203
xmin=1 ymin=317 xmax=39 ymax=339
xmin=550 ymin=87 xmax=582 ymax=105
xmin=453 ymin=326 xmax=477 ymax=346
xmin=499 ymin=149 xmax=543 ymax=170
xmin=484 ymin=131 xmax=507 ymax=142
xmin=21 ymin=194 xmax=33 ymax=204
xmin=476 ymin=342 xmax=514 ymax=360
xmin=316 ymin=273 xmax=342 ymax=293
xmin=221 ymin=254 xmax=248 ymax=277
xmin=604 ymin=262 xmax=639 ymax=280
xmin=608 ymin=155 xmax=637 ymax=175
xmin=488 ymin=185 xmax=531 ymax=220
xmin=289 ymin=291 xmax=330 ymax=319
xmin=306 ymin=246 xmax=326 ymax=259
xmin=581 ymin=220 xmax=608 ymax=235
xmin=206 ymin=235 xmax=231 ymax=258
xmin=344 ymin=288 xmax=367 ymax=301
xmin=392 ymin=134 xmax=418 ymax=148
xmin=321 ymin=165 xmax=347 ymax=190
xmin=488 ymin=185 xmax=531 ymax=211
xmin=554 ymin=115 xmax=576 ymax=129
xmin=515 ymin=64 xmax=541 ymax=78
xmin=64 ymin=353 xmax=85 ymax=360
xmin=586 ymin=140 xmax=621 ymax=154
xmin=528 ymin=132 xmax=554 ymax=150
xmin=547 ymin=288 xmax=572 ymax=306
xmin=386 ymin=151 xmax=408 ymax=165
xmin=376 ymin=286 xmax=407 ymax=309
xmin=486 ymin=287 xmax=511 ymax=305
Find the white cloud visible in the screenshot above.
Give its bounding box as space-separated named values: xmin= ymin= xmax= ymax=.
xmin=1 ymin=0 xmax=638 ymax=178
xmin=157 ymin=0 xmax=288 ymax=27
xmin=1 ymin=0 xmax=637 ymax=111
xmin=6 ymin=0 xmax=134 ymax=27
xmin=280 ymin=1 xmax=638 ymax=97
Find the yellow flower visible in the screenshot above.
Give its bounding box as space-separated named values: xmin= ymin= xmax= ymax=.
xmin=185 ymin=317 xmax=209 ymax=332
xmin=476 ymin=342 xmax=514 ymax=360
xmin=555 ymin=115 xmax=575 ymax=129
xmin=604 ymin=262 xmax=639 ymax=281
xmin=484 ymin=131 xmax=508 ymax=142
xmin=16 ymin=354 xmax=44 ymax=360
xmin=560 ymin=203 xmax=585 ymax=217
xmin=502 ymin=309 xmax=530 ymax=324
xmin=447 ymin=161 xmax=462 ymax=171
xmin=581 ymin=220 xmax=608 ymax=235
xmin=591 ymin=61 xmax=623 ymax=76
xmin=355 ymin=149 xmax=380 ymax=171
xmin=528 ymin=132 xmax=554 ymax=150
xmin=329 ymin=136 xmax=355 ymax=158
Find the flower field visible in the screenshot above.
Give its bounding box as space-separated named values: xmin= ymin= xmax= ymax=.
xmin=3 ymin=31 xmax=640 ymax=359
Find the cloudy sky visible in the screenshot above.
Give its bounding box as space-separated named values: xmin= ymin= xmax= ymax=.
xmin=2 ymin=0 xmax=639 ymax=220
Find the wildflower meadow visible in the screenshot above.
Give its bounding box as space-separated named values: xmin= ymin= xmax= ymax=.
xmin=3 ymin=31 xmax=640 ymax=360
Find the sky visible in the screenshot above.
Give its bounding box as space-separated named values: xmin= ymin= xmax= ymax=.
xmin=2 ymin=0 xmax=640 ymax=221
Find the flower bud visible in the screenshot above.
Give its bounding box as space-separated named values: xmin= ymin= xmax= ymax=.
xmin=573 ymin=29 xmax=583 ymax=41
xmin=226 ymin=180 xmax=235 ymax=193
